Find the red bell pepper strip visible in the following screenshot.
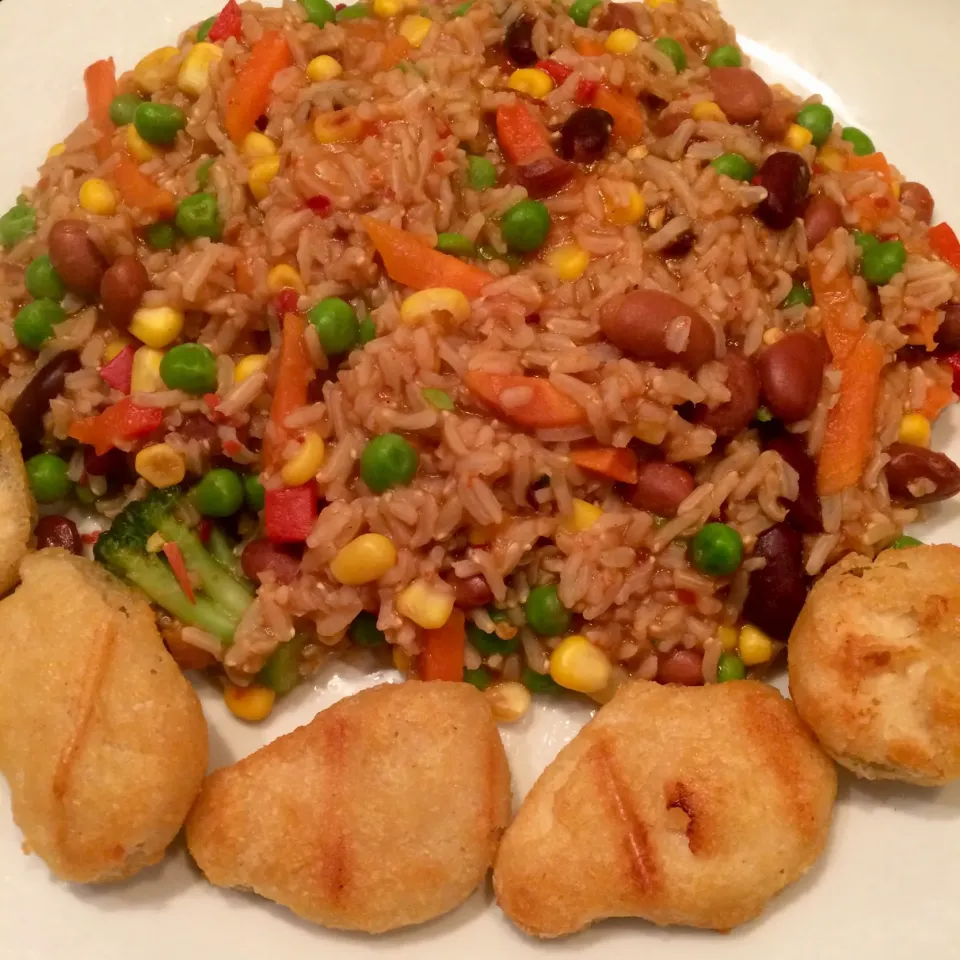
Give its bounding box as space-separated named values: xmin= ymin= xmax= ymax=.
xmin=418 ymin=609 xmax=466 ymax=682
xmin=495 ymin=101 xmax=553 ymax=165
xmin=68 ymin=398 xmax=164 ymax=455
xmin=99 ymin=344 xmax=135 ymax=394
xmin=535 ymin=59 xmax=573 ymax=85
xmin=224 ymin=30 xmax=293 ymax=143
xmin=570 ymin=447 xmax=639 ymax=484
xmin=574 ymin=78 xmax=598 ymax=105
xmin=84 ymin=58 xmax=117 ymax=136
xmin=162 ymin=542 xmax=196 ymax=604
xmin=929 ymin=222 xmax=960 ymax=272
xmin=264 ymin=482 xmax=318 ymax=543
xmin=263 ymin=312 xmax=310 ymax=471
xmin=207 ymin=0 xmax=243 ymax=41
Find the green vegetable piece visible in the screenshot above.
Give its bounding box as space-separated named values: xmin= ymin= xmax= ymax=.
xmin=795 ymin=103 xmax=834 ymax=147
xmin=466 ymin=155 xmax=497 ymax=191
xmin=360 ymin=433 xmax=419 ymax=493
xmin=196 ymin=157 xmax=215 ymax=189
xmin=711 ymin=152 xmax=756 ymax=182
xmin=349 ymin=610 xmax=386 ymax=646
xmin=567 ymin=0 xmax=601 ymax=27
xmin=258 ymin=633 xmax=307 ymax=694
xmin=146 ymin=221 xmax=178 ymax=250
xmin=422 ymin=388 xmax=454 ymax=411
xmin=243 ymin=473 xmax=265 ymax=512
xmin=891 ymin=534 xmax=923 ymax=549
xmin=307 ymin=297 xmax=359 ymax=355
xmin=303 ymin=0 xmax=336 ymax=26
xmin=861 ymin=240 xmax=907 ymax=286
xmin=689 ymin=522 xmax=743 ymax=577
xmin=176 ymin=193 xmax=222 ymax=239
xmin=194 ymin=469 xmax=244 ymax=517
xmin=753 ymin=405 xmax=774 ymax=423
xmin=357 ymin=316 xmax=377 ymax=344
xmin=159 ymin=342 xmax=218 ymax=394
xmin=75 ymin=484 xmax=97 ymax=505
xmin=26 ymin=453 xmax=72 ymax=504
xmin=654 ymin=37 xmax=687 ymax=72
xmin=841 ymin=126 xmax=875 ymax=157
xmin=525 ymin=584 xmax=571 ymax=637
xmin=521 ymin=665 xmax=562 ymax=694
xmin=196 ymin=15 xmax=217 ymax=40
xmin=853 ymin=230 xmax=880 ymax=257
xmin=467 ymin=619 xmax=519 ymax=656
xmin=134 ymin=102 xmax=187 ymax=146
xmin=463 ymin=666 xmax=493 ymax=690
xmin=25 ymin=255 xmax=65 ymax=301
xmin=717 ymin=651 xmax=747 ymax=683
xmin=336 ymin=2 xmax=369 ymax=19
xmin=0 ymin=203 xmax=37 ymax=250
xmin=450 ymin=0 xmax=474 ymax=16
xmin=436 ymin=232 xmax=475 ymax=257
xmin=500 ymin=199 xmax=551 ymax=253
xmin=108 ymin=93 xmax=144 ymax=127
xmin=14 ymin=299 xmax=65 ymax=351
xmin=706 ymin=44 xmax=742 ymax=68
xmin=780 ymin=283 xmax=813 ymax=309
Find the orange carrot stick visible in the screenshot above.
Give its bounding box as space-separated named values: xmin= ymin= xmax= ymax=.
xmin=84 ymin=58 xmax=117 ymax=136
xmin=225 ymin=31 xmax=293 ymax=143
xmin=418 ymin=609 xmax=466 ymax=682
xmin=111 ymin=154 xmax=176 ymax=218
xmin=593 ymin=86 xmax=645 ymax=144
xmin=574 ymin=37 xmax=605 ymax=57
xmin=495 ymin=101 xmax=552 ymax=165
xmin=379 ymin=36 xmax=411 ymax=71
xmin=263 ymin=312 xmax=311 ymax=471
xmin=920 ymin=379 xmax=955 ymax=422
xmin=808 ymin=258 xmax=866 ymax=365
xmin=464 ymin=371 xmax=587 ymax=428
xmin=570 ymin=447 xmax=639 ymax=483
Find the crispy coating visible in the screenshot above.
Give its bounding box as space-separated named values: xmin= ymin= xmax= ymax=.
xmin=493 ymin=679 xmax=835 ymax=936
xmin=789 ymin=544 xmax=960 ymax=785
xmin=0 ymin=412 xmax=34 ymax=595
xmin=186 ymin=681 xmax=511 ymax=933
xmin=0 ymin=550 xmax=208 ymax=883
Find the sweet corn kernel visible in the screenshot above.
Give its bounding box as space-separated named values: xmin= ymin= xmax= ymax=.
xmin=646 ymin=0 xmax=675 ymax=6
xmin=817 ymin=145 xmax=847 ymax=173
xmin=691 ymin=100 xmax=727 ymax=123
xmin=103 ymin=338 xmax=130 ymax=363
xmin=135 ymin=443 xmax=186 ymax=488
xmin=280 ymin=433 xmax=326 ymax=486
xmin=762 ymin=327 xmax=785 ymax=345
xmin=549 ymin=634 xmax=612 ymax=694
xmin=241 ymin=131 xmax=278 ymax=159
xmin=224 ymin=683 xmax=276 ymax=722
xmin=898 ymin=413 xmax=932 ymax=448
xmin=717 ymin=625 xmax=739 ymax=651
xmin=266 ymin=263 xmax=305 ymax=294
xmin=306 ymin=54 xmax=344 ymax=82
xmin=248 ymin=155 xmax=281 ymax=200
xmin=485 ymin=681 xmax=532 ymax=722
xmin=234 ymin=353 xmax=269 ymax=383
xmin=604 ymin=183 xmax=645 ymax=226
xmin=738 ymin=624 xmax=775 ymax=666
xmin=468 ymin=524 xmax=495 ymax=546
xmin=626 ymin=144 xmax=649 ymax=162
xmin=395 ymin=578 xmax=455 ymax=629
xmin=785 ymin=122 xmax=814 ymax=151
xmin=78 ymin=178 xmax=118 ymax=216
xmin=47 ymin=143 xmax=66 ymax=160
xmin=892 ymin=180 xmax=901 ymax=201
xmin=507 ymin=68 xmax=554 ymax=100
xmin=134 ymin=46 xmax=181 ymax=94
xmin=331 ymin=533 xmax=398 ymax=585
xmin=547 ymin=243 xmax=590 ymax=282
xmin=373 ymin=0 xmax=404 ymax=17
xmin=562 ymin=498 xmax=603 ymax=533
xmin=129 ymin=306 xmax=185 ymax=349
xmin=177 ymin=41 xmax=224 ymax=97
xmin=399 ymin=14 xmax=433 ymax=47
xmin=126 ymin=123 xmax=158 ymax=163
xmin=605 ymin=28 xmax=639 ymax=55
xmin=393 ymin=646 xmax=412 ymax=673
xmin=313 ymin=109 xmax=365 ymax=145
xmin=400 ymin=287 xmax=471 ymax=327
xmin=130 ymin=346 xmax=165 ymax=393
xmin=146 ymin=531 xmax=166 ymax=554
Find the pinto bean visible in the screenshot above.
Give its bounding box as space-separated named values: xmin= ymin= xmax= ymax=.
xmin=631 ymin=461 xmax=695 ymax=517
xmin=708 ymin=67 xmax=773 ymax=125
xmin=504 ymin=15 xmax=538 ymax=66
xmin=47 ymin=220 xmax=107 ymax=297
xmin=9 ymin=350 xmax=82 ymax=450
xmin=758 ymin=98 xmax=796 ymax=142
xmin=514 ymin=155 xmax=575 ymax=198
xmin=936 ymin=303 xmax=960 ymax=351
xmin=766 ymin=433 xmax=822 ymax=533
xmin=656 ymin=648 xmax=704 ymax=686
xmin=449 ymin=574 xmax=494 ymax=608
xmin=595 ymin=2 xmax=637 ymax=31
xmin=899 ymin=181 xmax=934 ymax=224
xmin=100 ymin=255 xmax=150 ymax=325
xmin=695 ymin=351 xmax=759 ymax=438
xmin=559 ymin=108 xmax=614 ymax=164
xmin=803 ymin=194 xmax=844 ymax=251
xmin=34 ymin=515 xmax=82 ymax=554
xmin=757 ymin=331 xmax=826 ymax=423
xmin=240 ymin=539 xmax=302 ymax=584
xmin=599 ymin=289 xmax=717 ymax=370
xmin=755 ymin=151 xmax=811 ymax=230
xmin=742 ymin=522 xmax=808 ymax=641
xmin=885 ymin=443 xmax=960 ymax=505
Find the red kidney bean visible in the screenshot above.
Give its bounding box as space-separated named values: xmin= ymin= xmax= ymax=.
xmin=241 ymin=539 xmax=302 ymax=584
xmin=514 ymin=155 xmax=575 ymax=198
xmin=559 ymin=108 xmax=614 ymax=164
xmin=886 ymin=443 xmax=960 ymax=505
xmin=34 ymin=515 xmax=82 ymax=554
xmin=631 ymin=461 xmax=695 ymax=517
xmin=708 ymin=67 xmax=773 ymax=125
xmin=84 ymin=445 xmax=130 ymax=480
xmin=695 ymin=351 xmax=759 ymax=438
xmin=758 ymin=98 xmax=796 ymax=142
xmin=600 ymin=290 xmax=717 ymax=370
xmin=936 ymin=303 xmax=960 ymax=351
xmin=100 ymin=255 xmax=150 ymax=325
xmin=596 ymin=2 xmax=638 ymax=30
xmin=47 ymin=219 xmax=108 ymax=297
xmin=656 ymin=648 xmax=704 ymax=686
xmin=899 ymin=181 xmax=934 ymax=224
xmin=449 ymin=574 xmax=494 ymax=608
xmin=803 ymin=193 xmax=844 ymax=251
xmin=653 ymin=111 xmax=691 ymax=138
xmin=9 ymin=350 xmax=82 ymax=450
xmin=179 ymin=413 xmax=221 ymax=453
xmin=754 ymin=151 xmax=811 ymax=230
xmin=504 ymin=15 xmax=538 ymax=66
xmin=757 ymin=332 xmax=826 ymax=423
xmin=742 ymin=522 xmax=808 ymax=641
xmin=765 ymin=433 xmax=822 ymax=533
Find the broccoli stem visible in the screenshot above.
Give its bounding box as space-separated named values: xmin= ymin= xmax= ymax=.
xmin=208 ymin=526 xmax=243 ymax=578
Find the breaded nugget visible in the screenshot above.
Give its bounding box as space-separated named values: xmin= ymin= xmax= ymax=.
xmin=494 ymin=679 xmax=835 ymax=936
xmin=790 ymin=544 xmax=960 ymax=785
xmin=187 ymin=681 xmax=511 ymax=933
xmin=0 ymin=412 xmax=34 ymax=594
xmin=0 ymin=550 xmax=208 ymax=882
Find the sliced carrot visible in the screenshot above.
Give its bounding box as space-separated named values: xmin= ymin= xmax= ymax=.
xmin=852 ymin=194 xmax=897 ymax=233
xmin=929 ymin=222 xmax=960 ymax=271
xmin=418 ymin=609 xmax=466 ymax=682
xmin=808 ymin=258 xmax=866 ymax=365
xmin=162 ymin=542 xmax=196 ymax=604
xmin=464 ymin=370 xmax=587 ymax=428
xmin=593 ymin=86 xmax=644 ymax=144
xmin=263 ymin=312 xmax=311 ymax=471
xmin=905 ymin=309 xmax=941 ymax=352
xmin=847 ymin=151 xmax=892 ymax=181
xmin=495 ymin=101 xmax=552 ymax=165
xmin=379 ymin=35 xmax=411 ymax=71
xmin=570 ymin=447 xmax=639 ymax=484
xmin=224 ymin=31 xmax=293 ymax=143
xmin=920 ymin=379 xmax=955 ymax=422
xmin=574 ymin=37 xmax=606 ymax=57
xmin=362 ymin=217 xmax=493 ymax=299
xmin=235 ymin=257 xmax=256 ymax=295
xmin=110 ymin=154 xmax=176 ymax=219
xmin=84 ymin=58 xmax=117 ymax=136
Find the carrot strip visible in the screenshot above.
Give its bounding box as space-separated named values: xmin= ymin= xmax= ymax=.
xmin=234 ymin=257 xmax=256 ymax=295
xmin=905 ymin=309 xmax=941 ymax=352
xmin=495 ymin=101 xmax=552 ymax=165
xmin=379 ymin=36 xmax=411 ymax=71
xmin=464 ymin=370 xmax=587 ymax=428
xmin=920 ymin=379 xmax=955 ymax=422
xmin=570 ymin=447 xmax=639 ymax=484
xmin=362 ymin=217 xmax=493 ymax=299
xmin=418 ymin=609 xmax=466 ymax=682
xmin=929 ymin=222 xmax=960 ymax=272
xmin=111 ymin=154 xmax=176 ymax=218
xmin=162 ymin=542 xmax=196 ymax=604
xmin=574 ymin=37 xmax=606 ymax=57
xmin=84 ymin=58 xmax=117 ymax=136
xmin=593 ymin=86 xmax=644 ymax=144
xmin=224 ymin=31 xmax=293 ymax=143
xmin=808 ymin=258 xmax=866 ymax=365
xmin=847 ymin=152 xmax=892 ymax=181
xmin=263 ymin=312 xmax=311 ymax=471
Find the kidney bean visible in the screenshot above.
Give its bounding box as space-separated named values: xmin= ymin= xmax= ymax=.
xmin=899 ymin=181 xmax=934 ymax=224
xmin=595 ymin=2 xmax=637 ymax=31
xmin=936 ymin=303 xmax=960 ymax=351
xmin=514 ymin=155 xmax=575 ymax=198
xmin=100 ymin=255 xmax=150 ymax=325
xmin=755 ymin=151 xmax=811 ymax=230
xmin=886 ymin=443 xmax=960 ymax=505
xmin=559 ymin=108 xmax=614 ymax=164
xmin=449 ymin=574 xmax=494 ymax=608
xmin=47 ymin=219 xmax=107 ymax=297
xmin=656 ymin=648 xmax=704 ymax=686
xmin=9 ymin=350 xmax=82 ymax=450
xmin=84 ymin=445 xmax=129 ymax=479
xmin=504 ymin=15 xmax=538 ymax=66
xmin=757 ymin=331 xmax=825 ymax=423
xmin=600 ymin=289 xmax=717 ymax=370
xmin=34 ymin=515 xmax=83 ymax=554
xmin=766 ymin=433 xmax=822 ymax=533
xmin=695 ymin=351 xmax=759 ymax=438
xmin=803 ymin=193 xmax=844 ymax=251
xmin=240 ymin=538 xmax=302 ymax=584
xmin=653 ymin=110 xmax=690 ymax=138
xmin=757 ymin=98 xmax=796 ymax=142
xmin=631 ymin=461 xmax=695 ymax=517
xmin=179 ymin=412 xmax=221 ymax=454
xmin=708 ymin=67 xmax=773 ymax=125
xmin=742 ymin=522 xmax=808 ymax=641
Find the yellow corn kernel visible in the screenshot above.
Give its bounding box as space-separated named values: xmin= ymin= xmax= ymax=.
xmin=549 ymin=634 xmax=612 ymax=694
xmin=129 ymin=306 xmax=185 ymax=349
xmin=135 ymin=443 xmax=186 ymax=488
xmin=691 ymin=100 xmax=727 ymax=123
xmin=224 ymin=683 xmax=276 ymax=722
xmin=400 ymin=287 xmax=471 ymax=327
xmin=547 ymin=243 xmax=590 ymax=282
xmin=133 ymin=46 xmax=181 ymax=94
xmin=241 ymin=131 xmax=278 ymax=159
xmin=146 ymin=531 xmax=166 ymax=554
xmin=47 ymin=143 xmax=66 ymax=159
xmin=898 ymin=413 xmax=932 ymax=448
xmin=130 ymin=346 xmax=165 ymax=393
xmin=313 ymin=109 xmax=365 ymax=145
xmin=78 ymin=178 xmax=118 ymax=216
xmin=562 ymin=498 xmax=603 ymax=533
xmin=234 ymin=353 xmax=269 ymax=383
xmin=306 ymin=54 xmax=344 ymax=82
xmin=892 ymin=180 xmax=901 ymax=201
xmin=604 ymin=183 xmax=645 ymax=226
xmin=763 ymin=327 xmax=786 ymax=345
xmin=248 ymin=155 xmax=281 ymax=201
xmin=396 ymin=578 xmax=455 ymax=629
xmin=177 ymin=41 xmax=224 ymax=97
xmin=646 ymin=0 xmax=675 ymax=7
xmin=507 ymin=68 xmax=554 ymax=100
xmin=717 ymin=625 xmax=739 ymax=651
xmin=392 ymin=646 xmax=412 ymax=673
xmin=331 ymin=533 xmax=398 ymax=585
xmin=125 ymin=123 xmax=158 ymax=163
xmin=605 ymin=28 xmax=639 ymax=55
xmin=817 ymin=145 xmax=847 ymax=173
xmin=738 ymin=624 xmax=775 ymax=666
xmin=485 ymin=681 xmax=532 ymax=722
xmin=373 ymin=0 xmax=404 ymax=17
xmin=103 ymin=338 xmax=130 ymax=363
xmin=266 ymin=264 xmax=305 ymax=295
xmin=281 ymin=433 xmax=326 ymax=486
xmin=785 ymin=122 xmax=814 ymax=151
xmin=399 ymin=14 xmax=433 ymax=48
xmin=468 ymin=524 xmax=495 ymax=546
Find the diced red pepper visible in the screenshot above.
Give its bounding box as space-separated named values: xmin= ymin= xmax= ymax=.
xmin=82 ymin=531 xmax=102 ymax=545
xmin=99 ymin=344 xmax=134 ymax=394
xmin=305 ymin=194 xmax=332 ymax=216
xmin=535 ymin=59 xmax=573 ymax=86
xmin=418 ymin=609 xmax=466 ymax=682
xmin=197 ymin=519 xmax=212 ymax=544
xmin=163 ymin=542 xmax=197 ymax=604
xmin=207 ymin=0 xmax=243 ymax=41
xmin=68 ymin=399 xmax=164 ymax=455
xmin=265 ymin=481 xmax=318 ymax=543
xmin=203 ymin=393 xmax=221 ymax=410
xmin=223 ymin=438 xmax=243 ymax=456
xmin=943 ymin=352 xmax=960 ymax=395
xmin=929 ymin=222 xmax=960 ymax=272
xmin=274 ymin=288 xmax=299 ymax=315
xmin=574 ymin=78 xmax=598 ymax=105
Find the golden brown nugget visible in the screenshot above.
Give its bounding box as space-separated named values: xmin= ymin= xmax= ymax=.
xmin=790 ymin=545 xmax=960 ymax=785
xmin=0 ymin=550 xmax=208 ymax=883
xmin=494 ymin=680 xmax=835 ymax=936
xmin=0 ymin=412 xmax=34 ymax=595
xmin=187 ymin=681 xmax=511 ymax=933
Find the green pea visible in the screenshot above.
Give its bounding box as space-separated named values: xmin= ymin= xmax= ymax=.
xmin=567 ymin=0 xmax=601 ymax=26
xmin=853 ymin=230 xmax=880 ymax=257
xmin=14 ymin=299 xmax=65 ymax=351
xmin=500 ymin=199 xmax=551 ymax=253
xmin=349 ymin=611 xmax=386 ymax=647
xmin=780 ymin=283 xmax=813 ymax=309
xmin=258 ymin=633 xmax=307 ymax=694
xmin=524 ymin=584 xmax=571 ymax=637
xmin=795 ymin=103 xmax=834 ymax=147
xmin=26 ymin=453 xmax=72 ymax=504
xmin=358 ymin=316 xmax=377 ymax=344
xmin=196 ymin=15 xmax=216 ymax=41
xmin=706 ymin=44 xmax=742 ymax=68
xmin=689 ymin=522 xmax=743 ymax=577
xmin=360 ymin=433 xmax=419 ymax=493
xmin=522 ymin=665 xmax=561 ymax=694
xmin=159 ymin=342 xmax=218 ymax=394
xmin=108 ymin=93 xmax=144 ymax=127
xmin=0 ymin=203 xmax=36 ymax=250
xmin=436 ymin=232 xmax=475 ymax=257
xmin=303 ymin=0 xmax=336 ymax=26
xmin=841 ymin=126 xmax=875 ymax=157
xmin=466 ymin=155 xmax=497 ymax=191
xmin=196 ymin=157 xmax=215 ymax=190
xmin=717 ymin=651 xmax=746 ymax=683
xmin=336 ymin=2 xmax=369 ymax=19
xmin=753 ymin=405 xmax=773 ymax=423
xmin=176 ymin=193 xmax=222 ymax=239
xmin=467 ymin=619 xmax=519 ymax=656
xmin=24 ymin=255 xmax=65 ymax=301
xmin=862 ymin=240 xmax=906 ymax=286
xmin=134 ymin=102 xmax=187 ymax=146
xmin=307 ymin=297 xmax=359 ymax=355
xmin=194 ymin=469 xmax=244 ymax=517
xmin=243 ymin=474 xmax=265 ymax=512
xmin=891 ymin=534 xmax=922 ymax=549
xmin=711 ymin=152 xmax=756 ymax=182
xmin=75 ymin=483 xmax=97 ymax=505
xmin=463 ymin=666 xmax=493 ymax=690
xmin=450 ymin=0 xmax=474 ymax=16
xmin=654 ymin=37 xmax=687 ymax=72
xmin=422 ymin=387 xmax=454 ymax=411
xmin=146 ymin=221 xmax=177 ymax=250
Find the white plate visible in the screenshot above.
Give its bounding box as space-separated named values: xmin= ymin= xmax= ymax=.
xmin=2 ymin=1 xmax=960 ymax=957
